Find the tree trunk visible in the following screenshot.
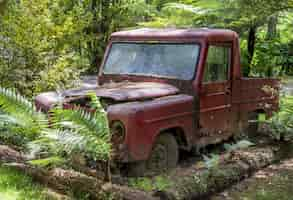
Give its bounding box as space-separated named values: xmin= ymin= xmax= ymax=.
xmin=266 ymin=15 xmax=278 ymax=77
xmin=247 ymin=25 xmax=257 ymax=75
xmin=266 ymin=15 xmax=278 ymax=40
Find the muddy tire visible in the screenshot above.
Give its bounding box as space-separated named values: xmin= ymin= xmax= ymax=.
xmin=128 ymin=134 xmax=179 ymax=177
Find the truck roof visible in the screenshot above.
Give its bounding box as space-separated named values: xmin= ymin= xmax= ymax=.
xmin=110 ymin=28 xmax=238 ymax=42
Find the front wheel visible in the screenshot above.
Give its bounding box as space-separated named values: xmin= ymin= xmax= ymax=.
xmin=128 ymin=134 xmax=179 ymax=177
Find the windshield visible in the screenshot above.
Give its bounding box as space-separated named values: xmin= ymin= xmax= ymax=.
xmin=103 ymin=42 xmax=200 ymax=80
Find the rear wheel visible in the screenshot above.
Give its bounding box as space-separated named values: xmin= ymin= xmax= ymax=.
xmin=128 ymin=134 xmax=179 ymax=177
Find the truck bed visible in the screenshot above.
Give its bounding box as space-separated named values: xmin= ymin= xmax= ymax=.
xmin=235 ymin=78 xmax=280 ymax=116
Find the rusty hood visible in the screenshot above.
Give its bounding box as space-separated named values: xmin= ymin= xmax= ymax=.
xmin=35 ymin=82 xmax=179 ymax=111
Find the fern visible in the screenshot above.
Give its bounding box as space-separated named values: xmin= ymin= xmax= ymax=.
xmin=0 ymin=87 xmax=48 ymax=143
xmin=0 ymin=87 xmax=35 ymax=114
xmin=203 ymin=154 xmax=220 ymax=169
xmin=0 ymin=86 xmax=112 ymax=166
xmin=268 ymin=95 xmax=293 ymax=140
xmin=42 ymin=128 xmax=111 ymax=161
xmin=223 ymin=140 xmax=255 ymax=152
xmin=50 ymin=107 xmax=110 ymax=141
xmin=28 ymin=156 xmax=65 ymax=168
xmin=32 ymin=93 xmax=111 ymax=161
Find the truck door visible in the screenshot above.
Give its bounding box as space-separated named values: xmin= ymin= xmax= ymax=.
xmin=199 ymin=44 xmax=233 ymax=144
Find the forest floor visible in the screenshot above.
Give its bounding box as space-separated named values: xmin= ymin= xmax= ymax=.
xmin=0 ymin=166 xmax=57 ymax=200
xmin=210 ymin=158 xmax=293 ymax=200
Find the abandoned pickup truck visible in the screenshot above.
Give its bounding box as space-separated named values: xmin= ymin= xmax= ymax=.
xmin=35 ymin=28 xmax=279 ymax=175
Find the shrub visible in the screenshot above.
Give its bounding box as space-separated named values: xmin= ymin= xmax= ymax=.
xmin=267 ymin=95 xmax=293 ymax=140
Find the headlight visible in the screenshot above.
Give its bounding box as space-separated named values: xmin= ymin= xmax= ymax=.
xmin=111 ymin=121 xmax=126 ymax=143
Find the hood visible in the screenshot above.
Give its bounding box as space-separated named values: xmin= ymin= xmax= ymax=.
xmin=35 ymin=82 xmax=179 ymax=111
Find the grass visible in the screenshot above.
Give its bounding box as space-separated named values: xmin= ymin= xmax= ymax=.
xmin=0 ymin=165 xmax=55 ymax=200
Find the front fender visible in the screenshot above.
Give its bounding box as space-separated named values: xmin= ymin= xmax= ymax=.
xmin=107 ymin=94 xmax=196 ymax=162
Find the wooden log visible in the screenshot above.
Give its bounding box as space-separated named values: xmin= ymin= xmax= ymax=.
xmin=154 ymin=147 xmax=275 ymax=200
xmin=4 ymin=163 xmax=104 ymax=198
xmin=0 ymin=145 xmax=24 ymax=163
xmin=0 ymin=145 xmax=158 ymax=200
xmin=102 ymin=183 xmax=160 ymax=200
xmin=0 ymin=144 xmax=284 ymax=200
xmin=4 ymin=162 xmax=159 ymax=200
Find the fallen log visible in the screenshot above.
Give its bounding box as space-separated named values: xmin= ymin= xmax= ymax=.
xmin=0 ymin=143 xmax=290 ymax=200
xmin=102 ymin=183 xmax=160 ymax=200
xmin=4 ymin=163 xmax=105 ymax=198
xmin=4 ymin=162 xmax=159 ymax=200
xmin=154 ymin=147 xmax=275 ymax=200
xmin=0 ymin=144 xmax=158 ymax=200
xmin=0 ymin=145 xmax=24 ymax=163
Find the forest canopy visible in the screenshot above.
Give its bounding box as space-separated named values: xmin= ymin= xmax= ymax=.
xmin=0 ymin=0 xmax=292 ymax=96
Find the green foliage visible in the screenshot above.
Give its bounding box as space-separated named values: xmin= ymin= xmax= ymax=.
xmin=1 ymin=0 xmax=292 ymax=97
xmin=28 ymin=156 xmax=65 ymax=169
xmin=0 ymin=0 xmax=91 ymax=96
xmin=0 ymin=86 xmax=111 ymax=166
xmin=0 ymin=0 xmax=7 ymax=15
xmin=203 ymin=154 xmax=220 ymax=169
xmin=143 ymin=0 xmax=293 ymax=77
xmin=128 ymin=177 xmax=153 ymax=191
xmin=128 ymin=176 xmax=173 ymax=191
xmin=0 ymin=0 xmax=158 ymax=96
xmin=0 ymin=87 xmax=48 ymax=145
xmin=224 ymin=140 xmax=255 ymax=152
xmin=268 ymin=95 xmax=293 ymax=140
xmin=0 ymin=166 xmax=56 ymax=200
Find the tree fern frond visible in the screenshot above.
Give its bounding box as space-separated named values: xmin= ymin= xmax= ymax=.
xmin=0 ymin=87 xmax=49 ymax=142
xmin=0 ymin=114 xmax=25 ymax=127
xmin=50 ymin=107 xmax=110 ymax=140
xmin=0 ymin=87 xmax=112 ymax=162
xmin=0 ymin=87 xmax=48 ymax=129
xmin=28 ymin=156 xmax=66 ymax=168
xmin=42 ymin=128 xmax=111 ymax=161
xmin=0 ymin=87 xmax=35 ymax=114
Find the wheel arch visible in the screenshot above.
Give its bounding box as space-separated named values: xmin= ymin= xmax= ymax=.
xmin=157 ymin=127 xmax=190 ymax=150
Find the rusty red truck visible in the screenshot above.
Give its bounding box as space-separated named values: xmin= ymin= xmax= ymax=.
xmin=35 ymin=28 xmax=279 ymax=175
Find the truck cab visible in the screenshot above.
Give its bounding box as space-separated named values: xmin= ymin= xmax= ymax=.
xmin=35 ymin=28 xmax=279 ymax=175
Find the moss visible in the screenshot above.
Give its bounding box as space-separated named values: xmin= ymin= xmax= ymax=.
xmin=128 ymin=175 xmax=174 ymax=192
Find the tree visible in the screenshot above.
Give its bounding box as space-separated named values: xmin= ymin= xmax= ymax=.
xmin=144 ymin=0 xmax=293 ymax=76
xmin=0 ymin=0 xmax=7 ymax=15
xmin=0 ymin=0 xmax=154 ymax=96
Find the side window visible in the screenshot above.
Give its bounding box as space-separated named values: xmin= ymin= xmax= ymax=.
xmin=203 ymin=45 xmax=231 ymax=83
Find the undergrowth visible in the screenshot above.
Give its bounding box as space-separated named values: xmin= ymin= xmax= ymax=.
xmin=0 ymin=87 xmax=111 ymax=168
